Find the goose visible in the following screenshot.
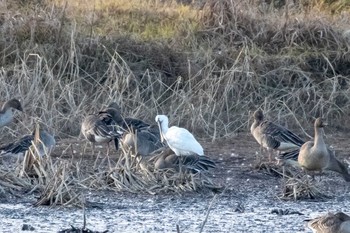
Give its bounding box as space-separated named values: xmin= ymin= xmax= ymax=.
xmin=102 ymin=102 xmax=153 ymax=153
xmin=0 ymin=98 xmax=23 ymax=128
xmin=154 ymin=148 xmax=216 ymax=173
xmin=306 ymin=212 xmax=350 ymax=233
xmin=81 ymin=104 xmax=123 ymax=155
xmin=250 ymin=109 xmax=304 ymax=162
xmin=297 ymin=117 xmax=350 ymax=181
xmin=121 ymin=124 xmax=164 ymax=157
xmin=0 ymin=127 xmax=55 ymax=157
xmin=104 ymin=102 xmax=150 ymax=131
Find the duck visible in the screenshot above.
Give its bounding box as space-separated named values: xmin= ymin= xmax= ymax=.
xmin=297 ymin=117 xmax=350 ymax=181
xmin=0 ymin=126 xmax=55 ymax=157
xmin=306 ymin=212 xmax=350 ymax=233
xmin=250 ymin=109 xmax=304 ymax=162
xmin=81 ymin=104 xmax=123 ymax=155
xmin=0 ymin=98 xmax=23 ymax=128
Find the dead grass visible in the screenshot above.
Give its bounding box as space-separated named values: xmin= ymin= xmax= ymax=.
xmin=85 ymin=147 xmax=218 ymax=194
xmin=0 ymin=0 xmax=349 ymax=202
xmin=0 ymin=0 xmax=349 ymax=145
xmin=0 ymin=140 xmax=219 ymax=206
xmin=0 ymin=167 xmax=31 ymax=198
xmin=32 ymin=159 xmax=82 ymax=207
xmin=255 ymin=161 xmax=328 ymax=200
xmin=280 ymin=174 xmax=329 ymax=200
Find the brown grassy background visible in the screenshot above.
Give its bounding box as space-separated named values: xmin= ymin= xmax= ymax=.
xmin=1 ymin=0 xmax=350 ymax=142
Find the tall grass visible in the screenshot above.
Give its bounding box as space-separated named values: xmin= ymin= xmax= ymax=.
xmin=0 ymin=0 xmax=350 ymax=143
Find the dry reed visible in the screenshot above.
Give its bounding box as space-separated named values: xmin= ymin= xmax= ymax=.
xmin=0 ymin=0 xmax=348 ymax=206
xmin=0 ymin=0 xmax=349 ymax=145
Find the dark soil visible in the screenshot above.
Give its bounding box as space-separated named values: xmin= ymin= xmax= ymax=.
xmin=0 ymin=132 xmax=349 ymax=232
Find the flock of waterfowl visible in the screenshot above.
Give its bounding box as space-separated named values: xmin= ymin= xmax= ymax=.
xmin=251 ymin=109 xmax=350 ymax=182
xmin=0 ymin=98 xmax=349 ymax=232
xmin=0 ymin=99 xmax=55 ymax=158
xmin=80 ymin=102 xmax=215 ymax=172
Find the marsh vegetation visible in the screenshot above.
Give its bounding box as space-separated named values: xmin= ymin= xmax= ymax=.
xmin=0 ymin=0 xmax=350 ymax=232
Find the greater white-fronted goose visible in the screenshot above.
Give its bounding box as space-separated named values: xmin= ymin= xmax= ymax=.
xmin=103 ymin=102 xmax=150 ymax=131
xmin=154 ymin=148 xmax=216 ymax=173
xmin=81 ymin=104 xmax=123 ymax=155
xmin=102 ymin=102 xmax=152 ymax=152
xmin=0 ymin=127 xmax=55 ymax=157
xmin=250 ymin=109 xmax=304 ymax=161
xmin=121 ymin=124 xmax=164 ymax=157
xmin=0 ymin=98 xmax=23 ymax=128
xmin=306 ymin=212 xmax=350 ymax=233
xmin=297 ymin=117 xmax=350 ymax=181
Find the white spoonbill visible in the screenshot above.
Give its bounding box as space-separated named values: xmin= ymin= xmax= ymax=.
xmin=155 ymin=115 xmax=204 ymax=156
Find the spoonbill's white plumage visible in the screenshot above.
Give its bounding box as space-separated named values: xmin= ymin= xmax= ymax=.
xmin=155 ymin=115 xmax=204 ymax=156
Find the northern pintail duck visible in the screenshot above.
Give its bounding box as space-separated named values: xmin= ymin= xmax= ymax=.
xmin=296 ymin=118 xmax=350 ymax=181
xmin=81 ymin=104 xmax=123 ymax=155
xmin=121 ymin=124 xmax=163 ymax=157
xmin=0 ymin=127 xmax=55 ymax=157
xmin=155 ymin=115 xmax=204 ymax=156
xmin=0 ymin=98 xmax=23 ymax=128
xmin=250 ymin=109 xmax=304 ymax=162
xmin=154 ymin=148 xmax=216 ymax=173
xmin=306 ymin=212 xmax=350 ymax=233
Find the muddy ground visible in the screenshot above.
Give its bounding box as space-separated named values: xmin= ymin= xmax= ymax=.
xmin=0 ymin=132 xmax=349 ymax=233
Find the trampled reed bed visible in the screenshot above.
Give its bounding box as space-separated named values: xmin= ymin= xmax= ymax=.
xmin=0 ymin=0 xmax=349 ymax=204
xmin=280 ymin=173 xmax=329 ymax=201
xmin=83 ymin=146 xmax=218 ymax=194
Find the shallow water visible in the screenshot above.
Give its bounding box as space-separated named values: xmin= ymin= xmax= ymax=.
xmin=0 ymin=189 xmax=349 ymax=233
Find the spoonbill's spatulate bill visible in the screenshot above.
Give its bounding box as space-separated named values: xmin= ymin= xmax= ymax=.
xmin=155 ymin=115 xmax=203 ymax=156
